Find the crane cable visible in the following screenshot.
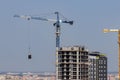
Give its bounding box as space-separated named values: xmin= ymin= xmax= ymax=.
xmin=27 ymin=21 xmax=32 ymax=59
xmin=27 ymin=12 xmax=53 ymax=60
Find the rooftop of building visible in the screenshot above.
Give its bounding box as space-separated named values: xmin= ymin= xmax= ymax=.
xmin=57 ymin=45 xmax=89 ymax=51
xmin=89 ymin=51 xmax=107 ymax=57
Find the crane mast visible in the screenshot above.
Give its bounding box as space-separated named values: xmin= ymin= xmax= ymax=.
xmin=103 ymin=29 xmax=120 ymax=80
xmin=55 ymin=12 xmax=60 ymax=48
xmin=14 ymin=12 xmax=73 ymax=49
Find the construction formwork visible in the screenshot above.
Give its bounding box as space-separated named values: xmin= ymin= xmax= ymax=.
xmin=56 ymin=46 xmax=89 ymax=80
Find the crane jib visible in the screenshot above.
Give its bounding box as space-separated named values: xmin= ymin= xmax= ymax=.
xmin=31 ymin=17 xmax=48 ymax=21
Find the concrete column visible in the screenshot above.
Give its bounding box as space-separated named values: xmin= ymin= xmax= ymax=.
xmin=77 ymin=51 xmax=79 ymax=80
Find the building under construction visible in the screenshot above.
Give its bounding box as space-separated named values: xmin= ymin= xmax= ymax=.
xmin=56 ymin=46 xmax=107 ymax=80
xmin=56 ymin=46 xmax=89 ymax=80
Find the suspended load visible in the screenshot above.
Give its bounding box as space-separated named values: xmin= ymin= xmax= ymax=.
xmin=28 ymin=47 xmax=32 ymax=59
xmin=28 ymin=54 xmax=32 ymax=59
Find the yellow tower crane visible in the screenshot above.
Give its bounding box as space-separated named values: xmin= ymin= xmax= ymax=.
xmin=103 ymin=29 xmax=120 ymax=79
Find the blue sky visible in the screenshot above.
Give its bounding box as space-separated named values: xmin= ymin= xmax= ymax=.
xmin=0 ymin=0 xmax=120 ymax=72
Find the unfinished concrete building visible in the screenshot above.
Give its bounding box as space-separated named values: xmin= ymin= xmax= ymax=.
xmin=56 ymin=46 xmax=89 ymax=80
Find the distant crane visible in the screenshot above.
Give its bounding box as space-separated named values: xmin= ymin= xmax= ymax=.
xmin=103 ymin=29 xmax=120 ymax=79
xmin=14 ymin=12 xmax=73 ymax=59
